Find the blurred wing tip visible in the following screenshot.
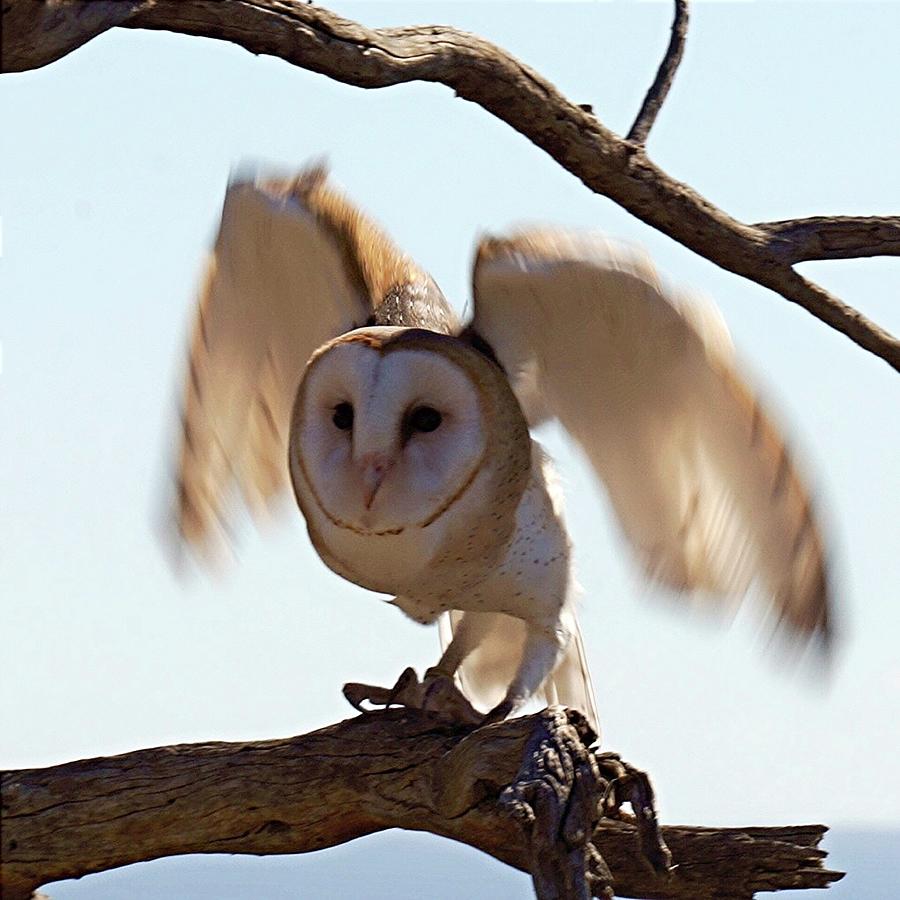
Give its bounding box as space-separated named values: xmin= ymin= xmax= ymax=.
xmin=153 ymin=498 xmax=208 ymax=584
xmin=162 ymin=468 xmax=241 ymax=575
xmin=227 ymin=157 xmax=331 ymax=189
xmin=227 ymin=159 xmax=263 ymax=188
xmin=223 ymin=161 xmax=336 ymax=222
xmin=294 ymin=157 xmax=331 ymax=186
xmin=757 ymin=593 xmax=838 ymax=677
xmin=793 ymin=593 xmax=836 ymax=656
xmin=163 ymin=515 xmax=238 ymax=579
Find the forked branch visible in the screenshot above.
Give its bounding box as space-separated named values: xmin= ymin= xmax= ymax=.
xmin=1 ymin=708 xmax=843 ymax=900
xmin=1 ymin=0 xmax=898 ymax=369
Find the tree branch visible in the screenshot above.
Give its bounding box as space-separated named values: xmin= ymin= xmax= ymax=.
xmin=626 ymin=0 xmax=689 ymax=145
xmin=1 ymin=0 xmax=898 ymax=369
xmin=756 ymin=215 xmax=900 ymax=263
xmin=1 ymin=708 xmax=843 ymax=900
xmin=0 ymin=0 xmax=150 ymax=71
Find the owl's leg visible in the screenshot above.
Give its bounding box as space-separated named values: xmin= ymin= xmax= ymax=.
xmin=342 ymin=613 xmax=482 ymax=724
xmin=483 ymin=621 xmax=570 ymax=725
xmin=425 ymin=611 xmax=481 ymax=680
xmin=417 ymin=612 xmax=483 ymax=723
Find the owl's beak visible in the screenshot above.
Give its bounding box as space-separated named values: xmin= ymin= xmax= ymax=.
xmin=359 ymin=453 xmax=393 ymax=509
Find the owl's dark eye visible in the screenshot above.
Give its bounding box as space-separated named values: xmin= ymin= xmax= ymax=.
xmin=332 ymin=402 xmax=354 ymax=431
xmin=408 ymin=406 xmax=442 ymax=433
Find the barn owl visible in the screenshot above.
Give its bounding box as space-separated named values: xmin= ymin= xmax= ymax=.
xmin=173 ymin=164 xmax=829 ymax=733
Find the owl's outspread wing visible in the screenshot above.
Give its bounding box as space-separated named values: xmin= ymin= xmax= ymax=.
xmin=175 ymin=166 xmax=447 ymax=557
xmin=173 ymin=166 xmax=831 ymax=734
xmin=471 ymin=229 xmax=830 ymax=643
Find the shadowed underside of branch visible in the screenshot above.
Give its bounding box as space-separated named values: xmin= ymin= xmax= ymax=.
xmin=1 ymin=708 xmax=843 ymax=900
xmin=1 ymin=0 xmax=898 ymax=370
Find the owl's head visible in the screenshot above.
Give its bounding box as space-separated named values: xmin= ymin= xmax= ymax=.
xmin=289 ymin=327 xmax=529 ymax=536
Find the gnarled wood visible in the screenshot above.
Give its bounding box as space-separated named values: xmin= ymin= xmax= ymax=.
xmin=1 ymin=0 xmax=897 ymax=369
xmin=1 ymin=708 xmax=843 ymax=900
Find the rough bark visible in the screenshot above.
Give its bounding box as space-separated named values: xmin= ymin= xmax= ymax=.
xmin=1 ymin=0 xmax=898 ymax=369
xmin=1 ymin=708 xmax=842 ymax=900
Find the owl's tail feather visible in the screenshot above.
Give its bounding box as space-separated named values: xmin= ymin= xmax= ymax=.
xmin=438 ymin=610 xmax=600 ymax=738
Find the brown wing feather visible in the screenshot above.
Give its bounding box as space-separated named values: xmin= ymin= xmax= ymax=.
xmin=261 ymin=165 xmax=426 ymax=306
xmin=176 ymin=255 xmax=230 ymax=550
xmin=715 ymin=362 xmax=830 ymax=639
xmin=174 ymin=164 xmax=438 ymax=558
xmin=471 ymin=228 xmax=832 ymax=646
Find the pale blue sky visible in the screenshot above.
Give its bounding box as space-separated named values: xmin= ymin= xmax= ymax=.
xmin=2 ymin=2 xmax=898 ymax=897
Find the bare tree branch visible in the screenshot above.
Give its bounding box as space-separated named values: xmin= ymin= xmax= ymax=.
xmin=1 ymin=708 xmax=843 ymax=900
xmin=0 ymin=0 xmax=150 ymax=71
xmin=1 ymin=0 xmax=898 ymax=369
xmin=626 ymin=0 xmax=690 ymax=145
xmin=756 ymin=215 xmax=900 ymax=264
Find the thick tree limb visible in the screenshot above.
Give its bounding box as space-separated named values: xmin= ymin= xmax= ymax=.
xmin=1 ymin=708 xmax=842 ymax=900
xmin=1 ymin=0 xmax=898 ymax=369
xmin=626 ymin=0 xmax=689 ymax=145
xmin=0 ymin=0 xmax=150 ymax=71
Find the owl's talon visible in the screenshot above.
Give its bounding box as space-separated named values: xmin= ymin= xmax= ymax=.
xmin=342 ymin=668 xmax=428 ymax=713
xmin=386 ymin=666 xmax=420 ymax=706
xmin=423 ymin=678 xmax=482 ymax=725
xmin=481 ymin=698 xmax=514 ymax=726
xmin=342 ymin=681 xmax=396 ymax=711
xmin=421 ymin=676 xmax=444 ymax=706
xmin=343 ymin=668 xmax=481 ymax=725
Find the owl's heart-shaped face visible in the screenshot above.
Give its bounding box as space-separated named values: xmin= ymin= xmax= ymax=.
xmin=289 ymin=328 xmax=490 ymax=536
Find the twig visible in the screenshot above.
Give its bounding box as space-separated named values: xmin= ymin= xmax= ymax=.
xmin=627 ymin=0 xmax=690 ymax=145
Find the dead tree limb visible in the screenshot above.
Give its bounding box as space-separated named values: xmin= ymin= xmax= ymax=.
xmin=1 ymin=0 xmax=898 ymax=370
xmin=1 ymin=0 xmax=897 ymax=369
xmin=754 ymin=216 xmax=900 ymax=264
xmin=1 ymin=708 xmax=842 ymax=900
xmin=0 ymin=0 xmax=149 ymax=70
xmin=626 ymin=0 xmax=689 ymax=145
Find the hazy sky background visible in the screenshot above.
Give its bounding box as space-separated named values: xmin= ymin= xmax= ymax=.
xmin=2 ymin=1 xmax=898 ymax=897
